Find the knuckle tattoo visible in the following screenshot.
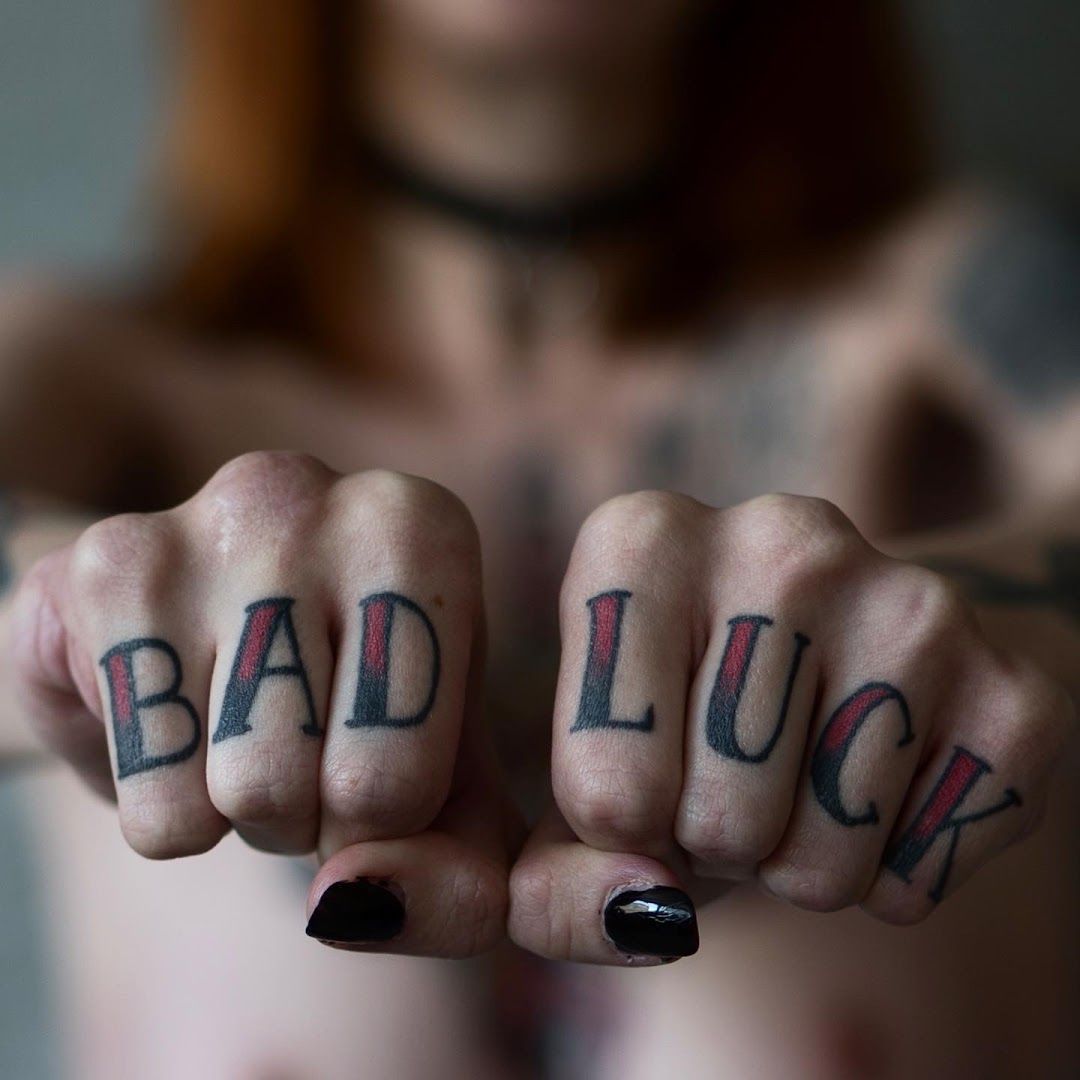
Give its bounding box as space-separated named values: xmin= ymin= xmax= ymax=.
xmin=71 ymin=513 xmax=176 ymax=600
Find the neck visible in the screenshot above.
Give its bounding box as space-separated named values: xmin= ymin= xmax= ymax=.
xmin=354 ymin=12 xmax=674 ymax=203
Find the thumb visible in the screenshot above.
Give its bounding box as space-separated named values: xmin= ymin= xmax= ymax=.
xmin=508 ymin=804 xmax=701 ymax=966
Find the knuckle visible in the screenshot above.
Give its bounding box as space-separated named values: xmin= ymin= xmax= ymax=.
xmin=336 ymin=470 xmax=480 ymax=574
xmin=559 ymin=767 xmax=669 ymax=848
xmin=987 ymin=658 xmax=1075 ymax=772
xmin=508 ymin=859 xmax=565 ymax=958
xmin=442 ymin=860 xmax=506 ymax=957
xmin=120 ymin=800 xmax=224 ymax=860
xmin=320 ymin=757 xmax=442 ymax=840
xmin=890 ymin=567 xmax=972 ymax=646
xmin=573 ymin=490 xmax=704 ymax=573
xmin=197 ymin=451 xmax=331 ymax=543
xmin=759 ymin=858 xmax=865 ymax=913
xmin=675 ymin=795 xmax=780 ymax=873
xmin=10 ymin=552 xmax=68 ymax=688
xmin=734 ymin=494 xmax=864 ymax=594
xmin=70 ymin=513 xmax=176 ymax=603
xmin=862 ymin=886 xmax=933 ymax=927
xmin=209 ymin=760 xmax=315 ymax=832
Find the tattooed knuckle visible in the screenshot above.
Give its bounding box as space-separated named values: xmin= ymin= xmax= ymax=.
xmin=71 ymin=514 xmax=177 ymax=602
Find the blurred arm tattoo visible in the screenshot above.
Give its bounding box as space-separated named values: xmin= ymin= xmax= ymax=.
xmin=923 ymin=542 xmax=1080 ymax=626
xmin=949 ymin=209 xmax=1080 ymax=408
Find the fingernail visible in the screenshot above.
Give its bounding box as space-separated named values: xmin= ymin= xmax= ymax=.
xmin=305 ymin=879 xmax=405 ymax=943
xmin=603 ymin=885 xmax=699 ymax=959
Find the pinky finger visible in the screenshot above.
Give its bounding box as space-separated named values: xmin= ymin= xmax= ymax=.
xmin=865 ymin=663 xmax=1073 ymax=924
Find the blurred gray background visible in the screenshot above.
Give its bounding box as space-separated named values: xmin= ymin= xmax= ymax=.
xmin=0 ymin=0 xmax=1079 ymax=269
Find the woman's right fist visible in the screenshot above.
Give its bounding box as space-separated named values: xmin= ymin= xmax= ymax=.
xmin=12 ymin=451 xmax=516 ymax=957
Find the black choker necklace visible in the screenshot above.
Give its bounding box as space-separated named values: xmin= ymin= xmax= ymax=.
xmin=355 ymin=132 xmax=672 ymax=246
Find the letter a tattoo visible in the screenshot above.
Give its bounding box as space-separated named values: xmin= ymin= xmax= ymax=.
xmin=349 ymin=591 xmax=441 ymax=728
xmin=572 ymin=590 xmax=654 ymax=732
xmin=885 ymin=746 xmax=1021 ymax=902
xmin=213 ymin=597 xmax=320 ymax=743
xmin=707 ymin=614 xmax=810 ymax=762
xmin=101 ymin=638 xmax=200 ymax=778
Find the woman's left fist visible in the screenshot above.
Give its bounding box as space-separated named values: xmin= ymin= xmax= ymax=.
xmin=509 ymin=492 xmax=1073 ymax=965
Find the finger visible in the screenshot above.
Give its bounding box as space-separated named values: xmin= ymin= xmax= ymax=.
xmin=70 ymin=513 xmax=228 ymax=858
xmin=318 ymin=472 xmax=482 ymax=858
xmin=198 ymin=454 xmax=336 ymax=853
xmin=508 ymin=804 xmax=699 ymax=966
xmin=11 ymin=548 xmax=114 ymax=798
xmin=759 ymin=566 xmax=960 ymax=911
xmin=306 ymin=683 xmax=518 ymax=958
xmin=863 ymin=652 xmax=1072 ymax=924
xmin=552 ymin=492 xmax=705 ymax=861
xmin=676 ymin=499 xmax=825 ymax=879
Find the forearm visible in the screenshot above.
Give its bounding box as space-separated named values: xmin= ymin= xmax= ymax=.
xmin=881 ymin=495 xmax=1080 ymax=700
xmin=0 ymin=496 xmax=93 ymax=759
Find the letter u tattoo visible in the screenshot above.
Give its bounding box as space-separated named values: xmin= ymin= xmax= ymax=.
xmin=706 ymin=615 xmax=810 ymax=762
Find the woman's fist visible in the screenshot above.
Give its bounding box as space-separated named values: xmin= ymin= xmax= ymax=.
xmin=509 ymin=492 xmax=1073 ymax=964
xmin=12 ymin=451 xmax=515 ymax=957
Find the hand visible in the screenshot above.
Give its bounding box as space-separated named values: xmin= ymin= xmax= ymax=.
xmin=12 ymin=451 xmax=518 ymax=957
xmin=508 ymin=492 xmax=1073 ymax=965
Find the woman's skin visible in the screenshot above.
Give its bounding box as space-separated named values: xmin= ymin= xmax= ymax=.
xmin=1 ymin=2 xmax=1079 ymax=1077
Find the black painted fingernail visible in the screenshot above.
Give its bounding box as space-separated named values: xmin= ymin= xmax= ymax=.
xmin=603 ymin=886 xmax=699 ymax=959
xmin=305 ymin=879 xmax=405 ymax=943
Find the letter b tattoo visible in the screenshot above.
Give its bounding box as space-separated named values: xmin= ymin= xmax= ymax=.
xmin=101 ymin=638 xmax=201 ymax=779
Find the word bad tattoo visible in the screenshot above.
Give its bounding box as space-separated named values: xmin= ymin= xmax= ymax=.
xmin=101 ymin=590 xmax=441 ymax=777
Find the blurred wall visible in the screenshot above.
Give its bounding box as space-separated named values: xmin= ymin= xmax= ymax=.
xmin=0 ymin=0 xmax=1078 ymax=270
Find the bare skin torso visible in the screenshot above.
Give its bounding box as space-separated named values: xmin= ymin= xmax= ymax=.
xmin=5 ymin=196 xmax=1079 ymax=1078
